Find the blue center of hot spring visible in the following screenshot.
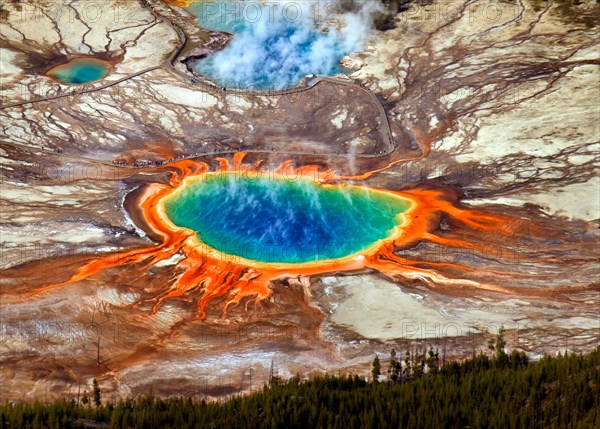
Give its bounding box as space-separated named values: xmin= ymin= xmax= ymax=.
xmin=48 ymin=58 xmax=109 ymax=84
xmin=188 ymin=0 xmax=360 ymax=90
xmin=162 ymin=174 xmax=410 ymax=264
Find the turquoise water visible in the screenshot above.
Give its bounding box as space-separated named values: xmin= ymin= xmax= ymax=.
xmin=188 ymin=0 xmax=246 ymax=33
xmin=188 ymin=0 xmax=353 ymax=90
xmin=162 ymin=174 xmax=410 ymax=264
xmin=48 ymin=58 xmax=109 ymax=84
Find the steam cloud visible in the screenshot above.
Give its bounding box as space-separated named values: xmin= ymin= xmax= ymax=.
xmin=191 ymin=0 xmax=381 ymax=90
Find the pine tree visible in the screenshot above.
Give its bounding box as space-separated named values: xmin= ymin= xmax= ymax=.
xmin=403 ymin=350 xmax=412 ymax=379
xmin=411 ymin=349 xmax=425 ymax=378
xmin=92 ymin=379 xmax=101 ymax=407
xmin=371 ymin=355 xmax=381 ymax=383
xmin=388 ymin=349 xmax=400 ymax=383
xmin=487 ymin=336 xmax=496 ymax=353
xmin=495 ymin=327 xmax=507 ymax=355
xmin=426 ymin=347 xmax=440 ymax=374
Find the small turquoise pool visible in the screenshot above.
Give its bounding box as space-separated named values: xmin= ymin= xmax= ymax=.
xmin=47 ymin=58 xmax=110 ymax=84
xmin=162 ymin=173 xmax=411 ymax=264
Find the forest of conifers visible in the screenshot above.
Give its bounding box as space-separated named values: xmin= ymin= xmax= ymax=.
xmin=1 ymin=346 xmax=598 ymax=429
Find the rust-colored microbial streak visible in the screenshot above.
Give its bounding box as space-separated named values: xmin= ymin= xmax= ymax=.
xmin=161 ymin=0 xmax=193 ymax=7
xmin=24 ymin=153 xmax=572 ymax=319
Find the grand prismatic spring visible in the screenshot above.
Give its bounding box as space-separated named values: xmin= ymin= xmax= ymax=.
xmin=0 ymin=0 xmax=598 ymax=403
xmin=24 ymin=153 xmax=592 ymax=320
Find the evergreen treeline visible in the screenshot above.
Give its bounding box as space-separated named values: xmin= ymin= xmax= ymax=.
xmin=1 ymin=346 xmax=598 ymax=429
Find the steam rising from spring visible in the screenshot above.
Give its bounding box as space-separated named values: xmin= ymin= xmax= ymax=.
xmin=190 ymin=0 xmax=380 ymax=89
